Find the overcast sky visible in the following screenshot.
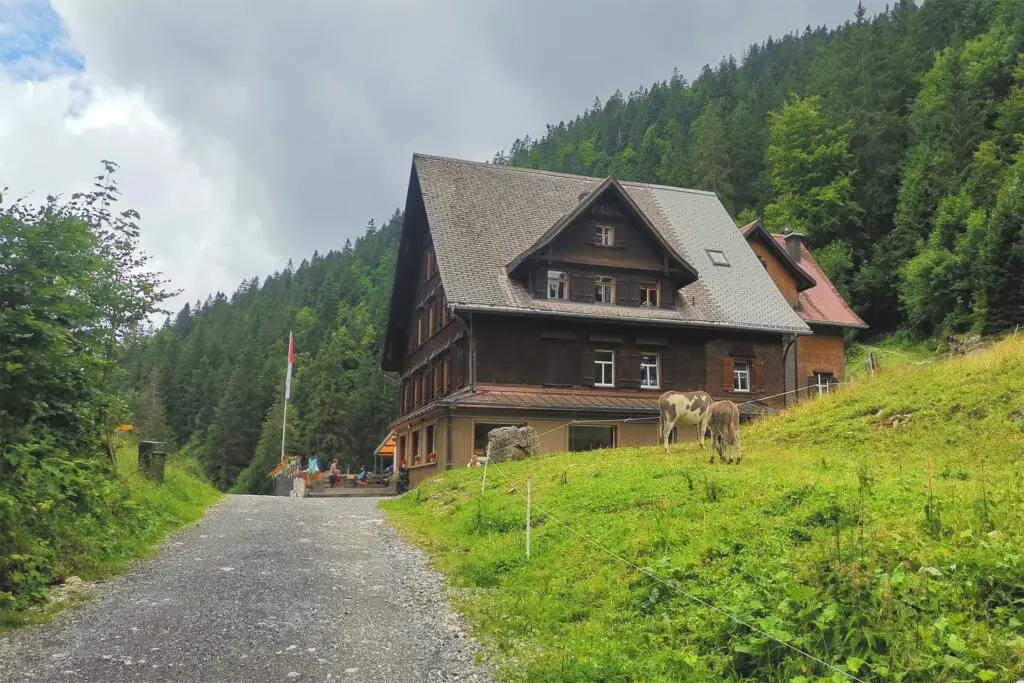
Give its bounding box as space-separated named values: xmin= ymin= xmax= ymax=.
xmin=1 ymin=0 xmax=881 ymax=314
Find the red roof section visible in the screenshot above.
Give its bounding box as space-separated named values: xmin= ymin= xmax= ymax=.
xmin=768 ymin=234 xmax=867 ymax=329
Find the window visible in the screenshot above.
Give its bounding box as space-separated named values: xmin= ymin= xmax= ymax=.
xmin=594 ymin=349 xmax=614 ymax=387
xmin=813 ymin=371 xmax=837 ymax=393
xmin=594 ymin=276 xmax=615 ymax=304
xmin=707 ymin=249 xmax=730 ymax=266
xmin=441 ymin=293 xmax=449 ymax=325
xmin=427 ymin=298 xmax=436 ymax=336
xmin=548 ymin=270 xmax=568 ymax=299
xmin=425 ymin=248 xmax=436 ymax=281
xmin=412 ymin=429 xmax=421 ymax=464
xmin=640 ymin=282 xmax=659 ymax=307
xmin=420 ymin=371 xmax=428 ymax=404
xmin=398 ymin=435 xmax=407 ymax=467
xmin=733 ymin=360 xmax=751 ymax=393
xmin=595 ymin=224 xmax=615 ymax=246
xmin=570 ymin=425 xmax=616 ymax=452
xmin=425 ymin=424 xmax=436 ymax=458
xmin=473 ymin=422 xmax=526 ymax=456
xmin=433 ymin=363 xmax=442 ymax=399
xmin=442 ymin=355 xmax=451 ymax=394
xmin=640 ymin=354 xmax=660 ymax=389
xmin=416 ymin=308 xmax=424 ymax=345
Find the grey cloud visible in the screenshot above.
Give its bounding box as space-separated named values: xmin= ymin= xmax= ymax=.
xmin=50 ymin=0 xmax=878 ymax=305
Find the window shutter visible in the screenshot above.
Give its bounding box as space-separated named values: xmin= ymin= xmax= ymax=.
xmin=582 ymin=347 xmax=595 ymax=384
xmin=753 ymin=358 xmax=765 ymax=394
xmin=533 ymin=269 xmax=549 ymax=298
xmin=661 ymin=353 xmax=674 ymax=389
xmin=453 ymin=345 xmax=465 ymax=388
xmin=722 ymin=358 xmax=734 ymax=393
xmin=570 ymin=274 xmax=586 ymax=302
xmin=582 ymin=275 xmax=596 ymax=303
xmin=546 ymin=343 xmax=569 ymax=385
xmin=660 ymin=281 xmax=675 ymax=309
xmin=614 ymin=226 xmax=626 ymax=249
xmin=618 ymin=348 xmax=641 ymax=388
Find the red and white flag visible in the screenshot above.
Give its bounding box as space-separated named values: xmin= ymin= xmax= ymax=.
xmin=284 ymin=331 xmax=295 ymax=400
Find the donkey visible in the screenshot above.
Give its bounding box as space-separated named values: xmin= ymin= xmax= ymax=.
xmin=707 ymin=400 xmax=742 ymax=464
xmin=658 ymin=391 xmax=713 ymax=456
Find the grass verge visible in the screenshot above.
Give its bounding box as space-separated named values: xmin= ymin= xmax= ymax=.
xmin=0 ymin=443 xmax=221 ymax=633
xmin=383 ymin=337 xmax=1024 ymax=682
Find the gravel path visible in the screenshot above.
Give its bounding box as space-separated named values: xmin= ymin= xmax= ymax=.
xmin=0 ymin=495 xmax=493 ymax=682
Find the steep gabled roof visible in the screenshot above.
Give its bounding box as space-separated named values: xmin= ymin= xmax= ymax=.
xmin=396 ymin=154 xmax=809 ymax=337
xmin=769 ymin=235 xmax=868 ymax=329
xmin=740 ymin=219 xmax=816 ymax=292
xmin=506 ymin=176 xmax=698 ymax=282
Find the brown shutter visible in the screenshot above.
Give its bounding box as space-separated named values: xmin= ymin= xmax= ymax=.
xmin=660 ymin=281 xmax=675 ymax=309
xmin=453 ymin=344 xmax=465 ymax=388
xmin=582 ymin=275 xmax=595 ymax=303
xmin=533 ymin=269 xmax=549 ymax=299
xmin=614 ymin=225 xmax=626 ymax=249
xmin=582 ymin=347 xmax=595 ymax=385
xmin=753 ymin=358 xmax=765 ymax=394
xmin=570 ymin=274 xmax=586 ymax=302
xmin=618 ymin=348 xmax=640 ymax=388
xmin=660 ymin=352 xmax=674 ymax=389
xmin=722 ymin=358 xmax=734 ymax=393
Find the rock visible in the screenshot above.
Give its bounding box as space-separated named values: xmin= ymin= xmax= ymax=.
xmin=285 ymin=644 xmax=298 ymax=652
xmin=287 ymin=671 xmax=301 ymax=679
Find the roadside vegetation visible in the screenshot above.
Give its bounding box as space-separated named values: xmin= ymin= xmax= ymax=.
xmin=1 ymin=165 xmax=220 ymax=630
xmin=384 ymin=336 xmax=1024 ymax=682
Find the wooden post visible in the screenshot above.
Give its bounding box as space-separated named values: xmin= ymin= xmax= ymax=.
xmin=526 ymin=476 xmax=532 ymax=559
xmin=481 ymin=458 xmax=488 ymax=493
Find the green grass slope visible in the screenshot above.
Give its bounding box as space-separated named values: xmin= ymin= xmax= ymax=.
xmin=383 ymin=337 xmax=1024 ymax=682
xmin=0 ymin=442 xmax=221 ymax=632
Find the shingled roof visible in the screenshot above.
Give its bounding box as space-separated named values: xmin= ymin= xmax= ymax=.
xmin=409 ymin=154 xmax=810 ymax=335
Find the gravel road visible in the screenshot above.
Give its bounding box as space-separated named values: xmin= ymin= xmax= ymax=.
xmin=0 ymin=495 xmax=493 ymax=682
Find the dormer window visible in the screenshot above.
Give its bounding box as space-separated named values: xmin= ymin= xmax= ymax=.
xmin=595 ymin=224 xmax=615 ymax=247
xmin=640 ymin=282 xmax=659 ymax=307
xmin=547 ymin=270 xmax=568 ymax=299
xmin=594 ymin=276 xmax=615 ymax=304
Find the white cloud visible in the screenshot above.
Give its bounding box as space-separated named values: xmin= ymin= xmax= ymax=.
xmin=0 ymin=72 xmax=275 ymax=314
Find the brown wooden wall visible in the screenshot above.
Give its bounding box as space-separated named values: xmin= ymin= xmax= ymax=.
xmin=472 ymin=313 xmax=786 ymax=406
xmin=748 ymin=237 xmax=799 ymax=307
xmin=798 ymin=324 xmax=846 ymax=385
xmin=544 ymin=195 xmax=667 ymax=272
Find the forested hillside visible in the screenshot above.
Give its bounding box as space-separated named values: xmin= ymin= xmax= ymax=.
xmin=124 ymin=0 xmax=1024 ymax=492
xmin=121 ymin=215 xmax=400 ymax=492
xmin=496 ymin=0 xmax=1024 ymax=336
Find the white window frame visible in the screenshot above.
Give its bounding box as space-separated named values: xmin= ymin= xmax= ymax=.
xmin=733 ymin=360 xmax=751 ymax=393
xmin=594 ymin=349 xmax=615 ymax=387
xmin=595 ymin=224 xmax=615 ymax=246
xmin=640 ymin=353 xmax=660 ymax=390
xmin=594 ymin=276 xmax=615 ymax=304
xmin=640 ymin=282 xmax=659 ymax=307
xmin=547 ymin=270 xmax=568 ymax=300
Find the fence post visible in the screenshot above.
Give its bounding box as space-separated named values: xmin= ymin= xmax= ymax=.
xmin=817 ymin=377 xmax=824 ymax=398
xmin=525 ymin=476 xmax=532 ymax=559
xmin=481 ymin=458 xmax=488 ymax=493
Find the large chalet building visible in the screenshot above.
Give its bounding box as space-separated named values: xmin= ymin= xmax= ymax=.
xmin=382 ymin=155 xmax=866 ymax=487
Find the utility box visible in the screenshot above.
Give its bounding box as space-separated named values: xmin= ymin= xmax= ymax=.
xmin=138 ymin=441 xmax=167 ymax=483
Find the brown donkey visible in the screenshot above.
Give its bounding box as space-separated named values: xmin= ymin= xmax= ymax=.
xmin=707 ymin=400 xmax=741 ymax=464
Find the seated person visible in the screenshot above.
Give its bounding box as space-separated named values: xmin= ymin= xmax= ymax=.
xmin=357 ymin=465 xmax=368 ymax=486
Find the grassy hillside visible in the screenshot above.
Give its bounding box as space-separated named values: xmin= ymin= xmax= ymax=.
xmin=0 ymin=441 xmax=221 ymax=632
xmin=383 ymin=337 xmax=1024 ymax=682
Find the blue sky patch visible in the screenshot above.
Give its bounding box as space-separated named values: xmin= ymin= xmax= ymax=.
xmin=0 ymin=0 xmax=84 ymax=79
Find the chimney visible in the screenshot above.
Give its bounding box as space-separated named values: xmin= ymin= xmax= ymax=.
xmin=784 ymin=231 xmax=806 ymax=262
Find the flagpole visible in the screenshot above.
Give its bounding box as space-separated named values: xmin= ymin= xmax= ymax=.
xmin=281 ymin=331 xmax=294 ymax=462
